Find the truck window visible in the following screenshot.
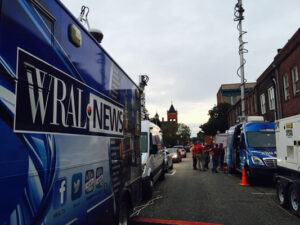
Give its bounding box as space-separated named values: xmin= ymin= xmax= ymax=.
xmin=247 ymin=131 xmax=276 ymax=148
xmin=141 ymin=132 xmax=148 ymax=153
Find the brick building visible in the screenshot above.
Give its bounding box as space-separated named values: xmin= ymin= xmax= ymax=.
xmin=228 ymin=88 xmax=259 ymax=127
xmin=167 ymin=104 xmax=178 ymax=123
xmin=217 ymin=83 xmax=256 ymax=105
xmin=274 ymin=28 xmax=300 ymax=118
xmin=227 ymin=28 xmax=300 ymax=126
xmin=255 ymin=63 xmax=277 ymax=122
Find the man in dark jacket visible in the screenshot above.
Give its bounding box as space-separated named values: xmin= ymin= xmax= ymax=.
xmin=212 ymin=144 xmax=220 ymax=173
xmin=219 ymin=143 xmax=225 ymax=170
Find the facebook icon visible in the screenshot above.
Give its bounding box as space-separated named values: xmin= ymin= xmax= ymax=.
xmin=53 ymin=178 xmax=67 ymax=208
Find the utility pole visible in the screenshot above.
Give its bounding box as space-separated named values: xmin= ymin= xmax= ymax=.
xmin=234 ymin=0 xmax=247 ymax=118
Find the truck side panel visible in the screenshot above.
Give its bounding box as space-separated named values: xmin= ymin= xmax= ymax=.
xmin=276 ymin=115 xmax=300 ymax=172
xmin=0 ymin=0 xmax=141 ymax=224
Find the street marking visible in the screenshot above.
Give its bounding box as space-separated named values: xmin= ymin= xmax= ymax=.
xmin=131 ymin=217 xmax=223 ymax=225
xmin=252 ymin=192 xmax=276 ymax=195
xmin=166 ymin=170 xmax=176 ymax=176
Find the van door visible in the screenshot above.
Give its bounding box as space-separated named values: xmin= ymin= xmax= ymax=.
xmin=239 ymin=132 xmax=247 ymax=169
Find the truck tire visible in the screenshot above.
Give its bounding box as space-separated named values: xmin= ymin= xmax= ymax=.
xmin=159 ymin=163 xmax=165 ymax=180
xmin=245 ymin=166 xmax=253 ymax=185
xmin=288 ymin=184 xmax=300 ymax=216
xmin=276 ymin=179 xmax=288 ymax=207
xmin=117 ymin=200 xmax=129 ymax=225
xmin=143 ymin=177 xmax=153 ymax=200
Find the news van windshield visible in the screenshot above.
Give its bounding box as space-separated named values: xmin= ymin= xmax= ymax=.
xmin=247 ymin=131 xmax=276 ymax=148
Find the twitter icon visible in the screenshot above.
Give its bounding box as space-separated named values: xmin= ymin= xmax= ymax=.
xmin=72 ymin=173 xmax=82 ymax=200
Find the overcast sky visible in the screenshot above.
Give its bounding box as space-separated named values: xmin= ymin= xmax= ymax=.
xmin=61 ymin=0 xmax=300 ymax=137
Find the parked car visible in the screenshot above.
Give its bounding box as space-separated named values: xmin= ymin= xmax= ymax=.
xmin=163 ymin=149 xmax=173 ymax=172
xmin=167 ymin=147 xmax=182 ymax=163
xmin=173 ymin=145 xmax=186 ymax=158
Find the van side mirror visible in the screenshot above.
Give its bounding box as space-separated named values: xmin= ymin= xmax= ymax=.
xmin=150 ymin=145 xmax=158 ymax=154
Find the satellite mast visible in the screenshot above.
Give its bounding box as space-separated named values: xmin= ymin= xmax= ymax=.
xmin=234 ymin=0 xmax=248 ymax=118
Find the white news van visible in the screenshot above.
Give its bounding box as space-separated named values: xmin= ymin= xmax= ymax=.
xmin=275 ymin=115 xmax=300 ymax=216
xmin=141 ymin=120 xmax=165 ymax=199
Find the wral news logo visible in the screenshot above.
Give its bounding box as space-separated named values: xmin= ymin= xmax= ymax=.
xmin=14 ymin=49 xmax=124 ymax=137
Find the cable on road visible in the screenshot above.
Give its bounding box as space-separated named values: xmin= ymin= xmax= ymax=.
xmin=130 ymin=195 xmax=163 ymax=218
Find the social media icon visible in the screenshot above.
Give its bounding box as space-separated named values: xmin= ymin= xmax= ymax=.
xmin=85 ymin=169 xmax=94 ymax=193
xmin=72 ymin=173 xmax=82 ymax=200
xmin=96 ymin=167 xmax=103 ymax=188
xmin=53 ymin=178 xmax=67 ymax=208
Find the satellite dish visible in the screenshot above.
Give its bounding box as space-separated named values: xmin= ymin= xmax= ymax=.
xmin=89 ymin=28 xmax=104 ymax=43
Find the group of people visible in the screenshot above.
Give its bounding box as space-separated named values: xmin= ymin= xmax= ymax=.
xmin=191 ymin=142 xmax=225 ymax=173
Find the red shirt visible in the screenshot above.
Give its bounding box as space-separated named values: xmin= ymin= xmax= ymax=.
xmin=204 ymin=146 xmax=210 ymax=155
xmin=194 ymin=144 xmax=204 ymax=154
xmin=212 ymin=147 xmax=220 ymax=158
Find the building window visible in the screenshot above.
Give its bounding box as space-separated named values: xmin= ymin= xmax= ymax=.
xmin=291 ymin=66 xmax=300 ymax=95
xmin=283 ymin=73 xmax=290 ymax=101
xmin=268 ymin=87 xmax=275 ymax=110
xmin=260 ymin=93 xmax=266 ymax=114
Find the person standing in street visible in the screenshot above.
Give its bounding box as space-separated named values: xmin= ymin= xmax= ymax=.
xmin=195 ymin=142 xmax=205 ymax=171
xmin=191 ymin=144 xmax=197 ymax=170
xmin=204 ymin=145 xmax=211 ymax=169
xmin=219 ymin=143 xmax=225 ymax=171
xmin=212 ymin=144 xmax=220 ymax=173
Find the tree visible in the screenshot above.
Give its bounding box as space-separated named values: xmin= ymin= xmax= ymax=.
xmin=197 ymin=131 xmax=205 ymax=143
xmin=177 ymin=123 xmax=191 ymax=145
xmin=200 ymin=103 xmax=231 ymax=136
xmin=161 ymin=122 xmax=178 ymax=147
xmin=150 ymin=116 xmax=161 ymax=127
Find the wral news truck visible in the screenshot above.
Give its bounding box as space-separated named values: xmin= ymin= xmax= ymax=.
xmin=0 ymin=0 xmax=142 ymax=224
xmin=227 ymin=116 xmax=277 ymax=184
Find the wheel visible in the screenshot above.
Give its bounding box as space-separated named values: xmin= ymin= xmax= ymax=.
xmin=118 ymin=200 xmax=129 ymax=225
xmin=143 ymin=177 xmax=153 ymax=200
xmin=159 ymin=164 xmax=165 ymax=180
xmin=245 ymin=166 xmax=253 ymax=185
xmin=170 ymin=164 xmax=173 ymax=170
xmin=288 ymin=184 xmax=300 ymax=216
xmin=276 ymin=179 xmax=288 ymax=207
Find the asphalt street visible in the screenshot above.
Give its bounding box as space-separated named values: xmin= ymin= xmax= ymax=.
xmin=131 ymin=153 xmax=300 ymax=225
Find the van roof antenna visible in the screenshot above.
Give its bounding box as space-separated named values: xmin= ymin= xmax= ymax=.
xmin=78 ymin=6 xmax=90 ymax=30
xmin=77 ymin=6 xmax=104 ymax=43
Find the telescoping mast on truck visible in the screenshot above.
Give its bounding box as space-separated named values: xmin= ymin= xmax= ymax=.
xmin=227 ymin=116 xmax=277 ymax=184
xmin=0 ymin=0 xmax=142 ymax=224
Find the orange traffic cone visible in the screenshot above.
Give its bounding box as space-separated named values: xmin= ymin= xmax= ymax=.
xmin=240 ymin=167 xmax=250 ymax=186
